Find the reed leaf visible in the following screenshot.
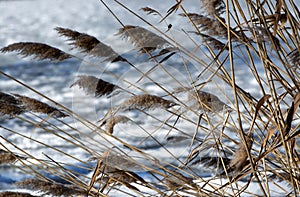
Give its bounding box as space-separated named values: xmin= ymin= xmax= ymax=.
xmin=0 ymin=42 xmax=71 ymax=61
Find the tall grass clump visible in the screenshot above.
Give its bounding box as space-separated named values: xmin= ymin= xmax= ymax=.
xmin=0 ymin=0 xmax=299 ymax=196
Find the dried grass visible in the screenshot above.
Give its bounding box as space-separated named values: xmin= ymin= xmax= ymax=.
xmin=0 ymin=42 xmax=71 ymax=61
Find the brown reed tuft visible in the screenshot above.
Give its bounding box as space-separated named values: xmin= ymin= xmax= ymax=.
xmin=140 ymin=7 xmax=162 ymax=17
xmin=16 ymin=179 xmax=86 ymax=196
xmin=70 ymin=75 xmax=119 ymax=97
xmin=55 ymin=27 xmax=124 ymax=62
xmin=164 ymin=173 xmax=195 ymax=191
xmin=0 ymin=92 xmax=25 ymax=117
xmin=180 ymin=13 xmax=227 ymax=38
xmin=100 ymin=115 xmax=130 ymax=134
xmin=192 ymin=32 xmax=228 ymax=50
xmin=289 ymin=49 xmax=300 ymax=68
xmin=13 ymin=94 xmax=68 ymax=118
xmin=100 ymin=165 xmax=145 ymax=185
xmin=201 ymin=0 xmax=225 ymax=17
xmin=190 ymin=90 xmax=230 ymax=112
xmin=121 ymin=94 xmax=177 ymax=111
xmin=0 ymin=42 xmax=71 ymax=61
xmin=0 ymin=150 xmax=17 ymax=164
xmin=228 ymin=133 xmax=253 ymax=173
xmin=0 ymin=191 xmax=37 ymax=197
xmin=116 ymin=25 xmax=176 ymax=54
xmin=189 ymin=156 xmax=231 ymax=170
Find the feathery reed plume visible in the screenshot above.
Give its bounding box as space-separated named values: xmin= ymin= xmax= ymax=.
xmin=0 ymin=42 xmax=71 ymax=61
xmin=100 ymin=165 xmax=146 ymax=185
xmin=268 ymin=172 xmax=300 ymax=183
xmin=0 ymin=92 xmax=24 ymax=117
xmin=0 ymin=191 xmax=36 ymax=197
xmin=116 ymin=25 xmax=176 ymax=54
xmin=227 ymin=133 xmax=253 ymax=173
xmin=201 ymin=0 xmax=225 ymax=17
xmin=101 ymin=94 xmax=176 ymax=122
xmin=180 ymin=13 xmax=227 ymax=38
xmin=0 ymin=149 xmax=25 ymax=164
xmin=189 ymin=156 xmax=231 ymax=170
xmin=140 ymin=7 xmax=162 ymax=17
xmin=100 ymin=115 xmax=130 ymax=134
xmin=16 ymin=179 xmax=86 ymax=196
xmin=70 ymin=75 xmax=119 ymax=97
xmin=191 ymin=32 xmax=228 ymax=50
xmin=289 ymin=49 xmax=300 ymax=68
xmin=55 ymin=27 xmax=124 ymax=62
xmin=164 ymin=173 xmax=195 ymax=191
xmin=14 ymin=94 xmax=68 ymax=118
xmin=190 ymin=90 xmax=230 ymax=112
xmin=121 ymin=94 xmax=177 ymax=111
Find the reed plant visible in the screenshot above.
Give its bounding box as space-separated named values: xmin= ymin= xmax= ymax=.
xmin=0 ymin=0 xmax=299 ymax=196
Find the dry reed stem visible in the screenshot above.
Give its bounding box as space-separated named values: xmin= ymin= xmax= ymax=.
xmin=13 ymin=94 xmax=68 ymax=118
xmin=0 ymin=42 xmax=71 ymax=61
xmin=16 ymin=179 xmax=86 ymax=196
xmin=70 ymin=75 xmax=119 ymax=97
xmin=55 ymin=27 xmax=124 ymax=62
xmin=121 ymin=94 xmax=177 ymax=111
xmin=116 ymin=25 xmax=175 ymax=54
